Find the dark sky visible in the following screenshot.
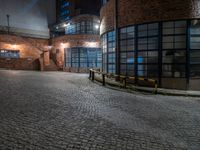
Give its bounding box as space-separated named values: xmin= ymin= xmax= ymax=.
xmin=76 ymin=0 xmax=101 ymax=15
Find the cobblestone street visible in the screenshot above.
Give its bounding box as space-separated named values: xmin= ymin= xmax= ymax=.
xmin=0 ymin=70 xmax=200 ymax=150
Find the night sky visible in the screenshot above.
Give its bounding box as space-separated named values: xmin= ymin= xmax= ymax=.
xmin=76 ymin=0 xmax=101 ymax=15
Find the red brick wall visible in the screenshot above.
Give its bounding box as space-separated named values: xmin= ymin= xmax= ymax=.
xmin=0 ymin=34 xmax=48 ymax=70
xmin=100 ymin=0 xmax=115 ymax=35
xmin=51 ymin=34 xmax=100 ymax=69
xmin=100 ymin=0 xmax=200 ymax=35
xmin=0 ymin=34 xmax=48 ymax=58
xmin=0 ymin=58 xmax=40 ymax=70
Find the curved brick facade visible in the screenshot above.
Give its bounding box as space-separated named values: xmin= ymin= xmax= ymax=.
xmin=100 ymin=0 xmax=115 ymax=35
xmin=100 ymin=0 xmax=200 ymax=35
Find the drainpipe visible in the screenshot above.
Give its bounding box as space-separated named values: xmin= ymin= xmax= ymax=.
xmin=115 ymin=0 xmax=120 ymax=77
xmin=6 ymin=14 xmax=10 ymax=34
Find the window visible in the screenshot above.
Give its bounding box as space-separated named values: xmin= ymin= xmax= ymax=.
xmin=190 ymin=19 xmax=200 ymax=78
xmin=65 ymin=48 xmax=102 ymax=69
xmin=65 ymin=20 xmax=99 ymax=35
xmin=120 ymin=26 xmax=135 ymax=76
xmin=102 ymin=34 xmax=107 ymax=72
xmin=137 ymin=23 xmax=159 ymax=78
xmin=101 ymin=31 xmax=116 ymax=74
xmin=101 ymin=20 xmax=200 ymax=81
xmin=162 ymin=21 xmax=187 ymax=78
xmin=102 ymin=0 xmax=109 ymax=5
xmin=0 ymin=50 xmax=20 ymax=58
xmin=107 ymin=31 xmax=116 ymax=74
xmin=65 ymin=48 xmax=71 ymax=67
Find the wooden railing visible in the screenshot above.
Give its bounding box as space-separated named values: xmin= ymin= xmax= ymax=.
xmin=89 ymin=69 xmax=158 ymax=94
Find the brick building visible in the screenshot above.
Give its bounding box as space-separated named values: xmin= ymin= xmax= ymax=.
xmin=51 ymin=14 xmax=101 ymax=73
xmin=50 ymin=0 xmax=101 ymax=73
xmin=0 ymin=0 xmax=101 ymax=72
xmin=100 ymin=0 xmax=200 ymax=90
xmin=0 ymin=0 xmax=56 ymax=71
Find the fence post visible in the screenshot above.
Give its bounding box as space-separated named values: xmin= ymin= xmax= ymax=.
xmin=92 ymin=71 xmax=95 ymax=81
xmin=123 ymin=77 xmax=127 ymax=88
xmin=102 ymin=74 xmax=105 ymax=86
xmin=89 ymin=70 xmax=92 ymax=79
xmin=154 ymin=80 xmax=158 ymax=94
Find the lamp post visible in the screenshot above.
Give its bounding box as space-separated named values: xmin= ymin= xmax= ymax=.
xmin=6 ymin=14 xmax=10 ymax=34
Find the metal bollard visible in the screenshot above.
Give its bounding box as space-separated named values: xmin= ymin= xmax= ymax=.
xmin=102 ymin=74 xmax=105 ymax=86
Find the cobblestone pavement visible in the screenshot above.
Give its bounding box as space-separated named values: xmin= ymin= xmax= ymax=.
xmin=0 ymin=70 xmax=200 ymax=150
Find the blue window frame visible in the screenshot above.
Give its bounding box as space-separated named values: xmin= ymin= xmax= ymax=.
xmin=65 ymin=47 xmax=102 ymax=69
xmin=0 ymin=50 xmax=20 ymax=58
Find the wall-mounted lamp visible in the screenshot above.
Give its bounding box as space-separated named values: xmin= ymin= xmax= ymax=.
xmin=95 ymin=25 xmax=100 ymax=29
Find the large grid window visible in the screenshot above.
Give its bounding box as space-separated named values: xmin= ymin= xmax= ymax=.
xmin=137 ymin=23 xmax=159 ymax=78
xmin=65 ymin=47 xmax=101 ymax=69
xmin=102 ymin=34 xmax=107 ymax=72
xmin=119 ymin=26 xmax=135 ymax=76
xmin=59 ymin=0 xmax=71 ymax=22
xmin=107 ymin=31 xmax=116 ymax=74
xmin=0 ymin=50 xmax=20 ymax=58
xmin=190 ymin=19 xmax=200 ymax=78
xmin=65 ymin=20 xmax=99 ymax=35
xmin=162 ymin=21 xmax=187 ymax=78
xmin=101 ymin=19 xmax=200 ymax=83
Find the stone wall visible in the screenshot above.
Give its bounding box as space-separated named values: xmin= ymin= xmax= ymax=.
xmin=100 ymin=0 xmax=200 ymax=35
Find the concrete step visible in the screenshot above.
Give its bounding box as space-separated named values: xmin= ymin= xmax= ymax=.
xmin=44 ymin=60 xmax=58 ymax=71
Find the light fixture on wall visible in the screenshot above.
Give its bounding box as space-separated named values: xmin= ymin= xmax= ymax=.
xmin=85 ymin=42 xmax=98 ymax=48
xmin=95 ymin=24 xmax=99 ymax=29
xmin=12 ymin=44 xmax=17 ymax=49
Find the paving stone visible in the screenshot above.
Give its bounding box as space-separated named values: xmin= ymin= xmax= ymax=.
xmin=0 ymin=70 xmax=200 ymax=150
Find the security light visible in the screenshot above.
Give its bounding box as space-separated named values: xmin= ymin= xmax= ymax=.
xmin=95 ymin=25 xmax=99 ymax=29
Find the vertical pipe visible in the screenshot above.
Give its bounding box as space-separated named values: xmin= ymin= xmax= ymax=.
xmin=186 ymin=20 xmax=191 ymax=90
xmin=158 ymin=22 xmax=163 ymax=87
xmin=134 ymin=25 xmax=138 ymax=85
xmin=6 ymin=14 xmax=10 ymax=34
xmin=115 ymin=0 xmax=120 ymax=77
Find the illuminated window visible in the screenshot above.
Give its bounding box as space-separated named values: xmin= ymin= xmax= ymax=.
xmin=190 ymin=19 xmax=200 ymax=78
xmin=162 ymin=21 xmax=187 ymax=78
xmin=65 ymin=48 xmax=102 ymax=69
xmin=65 ymin=20 xmax=99 ymax=35
xmin=137 ymin=23 xmax=159 ymax=78
xmin=0 ymin=50 xmax=20 ymax=58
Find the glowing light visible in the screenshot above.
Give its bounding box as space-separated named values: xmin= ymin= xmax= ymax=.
xmin=63 ymin=23 xmax=67 ymax=27
xmin=60 ymin=42 xmax=70 ymax=48
xmin=85 ymin=42 xmax=98 ymax=48
xmin=48 ymin=46 xmax=52 ymax=49
xmin=12 ymin=44 xmax=17 ymax=49
xmin=95 ymin=25 xmax=99 ymax=29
